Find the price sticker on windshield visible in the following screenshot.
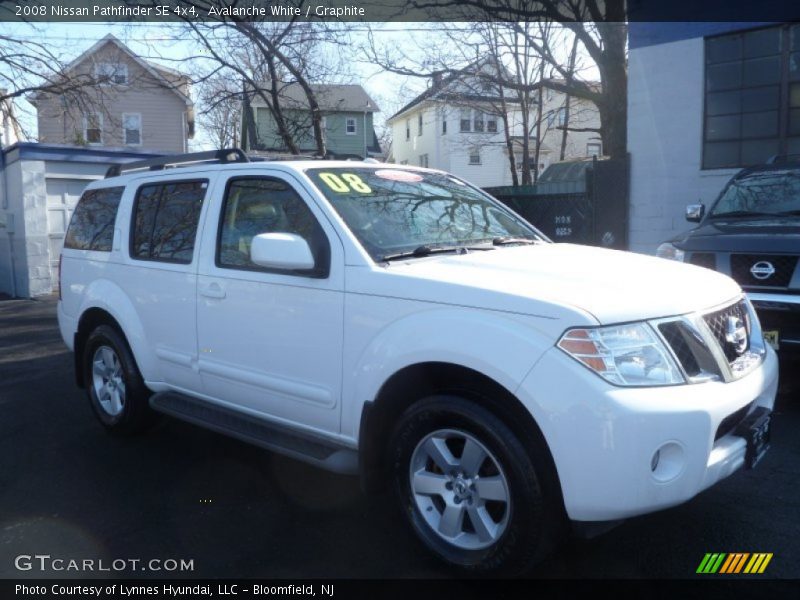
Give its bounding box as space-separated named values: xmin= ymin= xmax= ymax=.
xmin=318 ymin=172 xmax=372 ymax=194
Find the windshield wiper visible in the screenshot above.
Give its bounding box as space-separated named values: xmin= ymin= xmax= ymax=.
xmin=709 ymin=210 xmax=775 ymax=219
xmin=381 ymin=244 xmax=493 ymax=262
xmin=492 ymin=236 xmax=537 ymax=246
xmin=774 ymin=209 xmax=800 ymax=216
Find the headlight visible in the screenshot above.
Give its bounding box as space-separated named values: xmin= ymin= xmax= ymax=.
xmin=557 ymin=323 xmax=685 ymax=386
xmin=656 ymin=243 xmax=685 ymax=261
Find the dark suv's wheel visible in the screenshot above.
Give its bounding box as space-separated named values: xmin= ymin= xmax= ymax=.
xmin=83 ymin=325 xmax=154 ymax=435
xmin=391 ymin=395 xmax=560 ymax=574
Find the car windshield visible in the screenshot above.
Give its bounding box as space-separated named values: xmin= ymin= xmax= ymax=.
xmin=305 ymin=167 xmax=543 ymax=261
xmin=710 ymin=169 xmax=800 ymax=218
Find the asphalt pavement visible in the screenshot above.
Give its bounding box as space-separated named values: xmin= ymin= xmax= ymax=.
xmin=1 ymin=296 xmax=798 ymax=579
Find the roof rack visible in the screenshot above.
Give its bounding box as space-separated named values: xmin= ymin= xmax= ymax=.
xmin=105 ymin=148 xmax=249 ymax=178
xmin=765 ymin=154 xmax=800 ymax=165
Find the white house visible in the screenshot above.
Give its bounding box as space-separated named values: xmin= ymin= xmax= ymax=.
xmin=627 ymin=22 xmax=798 ymax=254
xmin=387 ymin=65 xmax=602 ymax=188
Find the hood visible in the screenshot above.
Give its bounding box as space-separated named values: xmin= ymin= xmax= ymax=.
xmin=350 ymin=243 xmax=742 ymax=325
xmin=672 ymin=218 xmax=800 ymax=253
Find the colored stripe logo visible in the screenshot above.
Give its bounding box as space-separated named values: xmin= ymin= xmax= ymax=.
xmin=697 ymin=553 xmax=773 ymax=574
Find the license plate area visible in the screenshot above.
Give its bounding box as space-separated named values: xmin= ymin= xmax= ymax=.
xmin=763 ymin=330 xmax=779 ymax=350
xmin=734 ymin=407 xmax=772 ymax=469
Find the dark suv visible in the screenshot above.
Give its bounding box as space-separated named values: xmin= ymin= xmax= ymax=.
xmin=657 ymin=158 xmax=800 ymax=355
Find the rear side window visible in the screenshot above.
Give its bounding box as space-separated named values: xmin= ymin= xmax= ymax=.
xmin=64 ymin=187 xmax=124 ymax=251
xmin=130 ymin=180 xmax=207 ymax=264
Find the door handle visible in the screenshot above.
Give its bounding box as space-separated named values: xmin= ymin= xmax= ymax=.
xmin=200 ymin=282 xmax=226 ymax=299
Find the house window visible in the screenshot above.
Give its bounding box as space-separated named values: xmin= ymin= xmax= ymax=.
xmin=557 ymin=107 xmax=567 ymax=126
xmin=84 ymin=113 xmax=102 ymax=144
xmin=460 ymin=109 xmax=471 ymax=132
xmin=123 ymin=113 xmax=142 ymax=146
xmin=587 ymin=142 xmax=602 ymax=157
xmin=474 ymin=111 xmax=485 ymax=132
xmin=405 ymin=119 xmax=410 ymax=141
xmin=419 ymin=154 xmax=429 ymax=168
xmin=442 ymin=118 xmax=447 ymax=135
xmin=487 ymin=114 xmax=498 ymax=133
xmin=418 ymin=112 xmax=423 ymax=135
xmin=703 ymin=24 xmax=800 ymax=168
xmin=468 ymin=148 xmax=481 ymax=165
xmin=95 ymin=62 xmax=128 ymax=85
xmin=400 ymin=160 xmax=408 ymax=165
xmin=345 ymin=117 xmax=357 ymax=135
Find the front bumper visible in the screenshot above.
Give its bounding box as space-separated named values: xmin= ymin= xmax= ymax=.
xmin=748 ymin=292 xmax=800 ymax=354
xmin=517 ymin=343 xmax=779 ymax=522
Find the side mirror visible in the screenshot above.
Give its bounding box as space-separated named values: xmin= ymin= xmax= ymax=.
xmin=250 ymin=233 xmax=315 ymax=271
xmin=685 ymin=203 xmax=705 ymax=223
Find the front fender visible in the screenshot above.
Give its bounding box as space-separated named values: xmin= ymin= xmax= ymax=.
xmin=78 ymin=278 xmax=156 ymax=381
xmin=343 ymin=306 xmax=556 ymax=440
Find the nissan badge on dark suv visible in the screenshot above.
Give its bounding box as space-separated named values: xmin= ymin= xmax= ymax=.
xmin=657 ymin=157 xmax=800 ymax=355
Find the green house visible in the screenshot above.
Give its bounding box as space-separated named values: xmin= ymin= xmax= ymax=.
xmin=242 ymin=83 xmax=382 ymax=159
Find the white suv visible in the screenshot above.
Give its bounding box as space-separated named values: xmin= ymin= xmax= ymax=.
xmin=58 ymin=150 xmax=778 ymax=573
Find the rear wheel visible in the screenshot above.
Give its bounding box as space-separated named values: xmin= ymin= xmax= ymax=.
xmin=83 ymin=325 xmax=154 ymax=435
xmin=391 ymin=395 xmax=560 ymax=574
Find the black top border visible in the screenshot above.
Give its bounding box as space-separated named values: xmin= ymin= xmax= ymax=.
xmin=1 ymin=0 xmax=799 ymax=23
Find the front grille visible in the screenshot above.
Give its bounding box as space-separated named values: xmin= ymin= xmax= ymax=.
xmin=658 ymin=322 xmax=702 ymax=377
xmin=689 ymin=252 xmax=716 ymax=270
xmin=730 ymin=254 xmax=798 ymax=288
xmin=715 ymin=403 xmax=753 ymax=441
xmin=703 ymin=300 xmax=749 ymax=363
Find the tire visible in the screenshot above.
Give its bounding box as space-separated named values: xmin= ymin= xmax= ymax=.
xmin=391 ymin=395 xmax=560 ymax=574
xmin=83 ymin=324 xmax=155 ymax=435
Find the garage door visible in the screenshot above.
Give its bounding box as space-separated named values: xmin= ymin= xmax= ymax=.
xmin=46 ymin=178 xmax=92 ymax=291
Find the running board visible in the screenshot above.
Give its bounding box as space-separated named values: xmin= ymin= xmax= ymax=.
xmin=149 ymin=392 xmax=358 ymax=475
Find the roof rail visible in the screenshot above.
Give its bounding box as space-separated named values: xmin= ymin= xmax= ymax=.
xmin=765 ymin=154 xmax=800 ymax=165
xmin=105 ymin=148 xmax=249 ymax=178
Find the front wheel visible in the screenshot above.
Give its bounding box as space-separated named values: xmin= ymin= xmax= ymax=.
xmin=391 ymin=395 xmax=560 ymax=574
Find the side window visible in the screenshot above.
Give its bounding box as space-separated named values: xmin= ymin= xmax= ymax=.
xmin=217 ymin=177 xmax=329 ymax=276
xmin=131 ymin=180 xmax=207 ymax=264
xmin=64 ymin=186 xmax=124 ymax=251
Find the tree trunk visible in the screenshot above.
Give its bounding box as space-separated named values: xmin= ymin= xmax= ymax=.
xmin=596 ymin=22 xmax=628 ymax=159
xmin=498 ymin=85 xmax=519 ymax=187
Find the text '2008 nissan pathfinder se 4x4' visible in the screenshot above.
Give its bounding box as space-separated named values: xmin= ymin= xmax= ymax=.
xmin=58 ymin=149 xmax=778 ymax=574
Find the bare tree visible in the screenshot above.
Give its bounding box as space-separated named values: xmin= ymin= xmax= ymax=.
xmin=162 ymin=1 xmax=355 ymax=156
xmin=197 ymin=74 xmax=241 ymax=149
xmin=0 ymin=24 xmax=118 ymax=141
xmin=406 ymin=0 xmax=627 ymax=159
xmin=365 ymin=21 xmax=578 ymax=185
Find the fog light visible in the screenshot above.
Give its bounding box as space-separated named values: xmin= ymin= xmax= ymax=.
xmin=650 ymin=442 xmax=685 ymax=483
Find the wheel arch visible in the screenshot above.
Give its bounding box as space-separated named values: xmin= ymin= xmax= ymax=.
xmin=73 ymin=282 xmax=152 ymax=388
xmin=358 ymin=361 xmax=564 ymax=515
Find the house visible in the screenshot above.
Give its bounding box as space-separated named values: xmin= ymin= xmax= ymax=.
xmin=627 ymin=21 xmax=798 ymax=254
xmin=29 ymin=34 xmax=194 ymax=153
xmin=241 ymin=83 xmax=382 ymax=159
xmin=387 ymin=64 xmax=602 ymax=188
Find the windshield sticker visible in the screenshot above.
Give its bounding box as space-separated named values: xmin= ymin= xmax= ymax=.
xmin=318 ymin=172 xmax=372 ymax=194
xmin=375 ymin=170 xmax=424 ymax=183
